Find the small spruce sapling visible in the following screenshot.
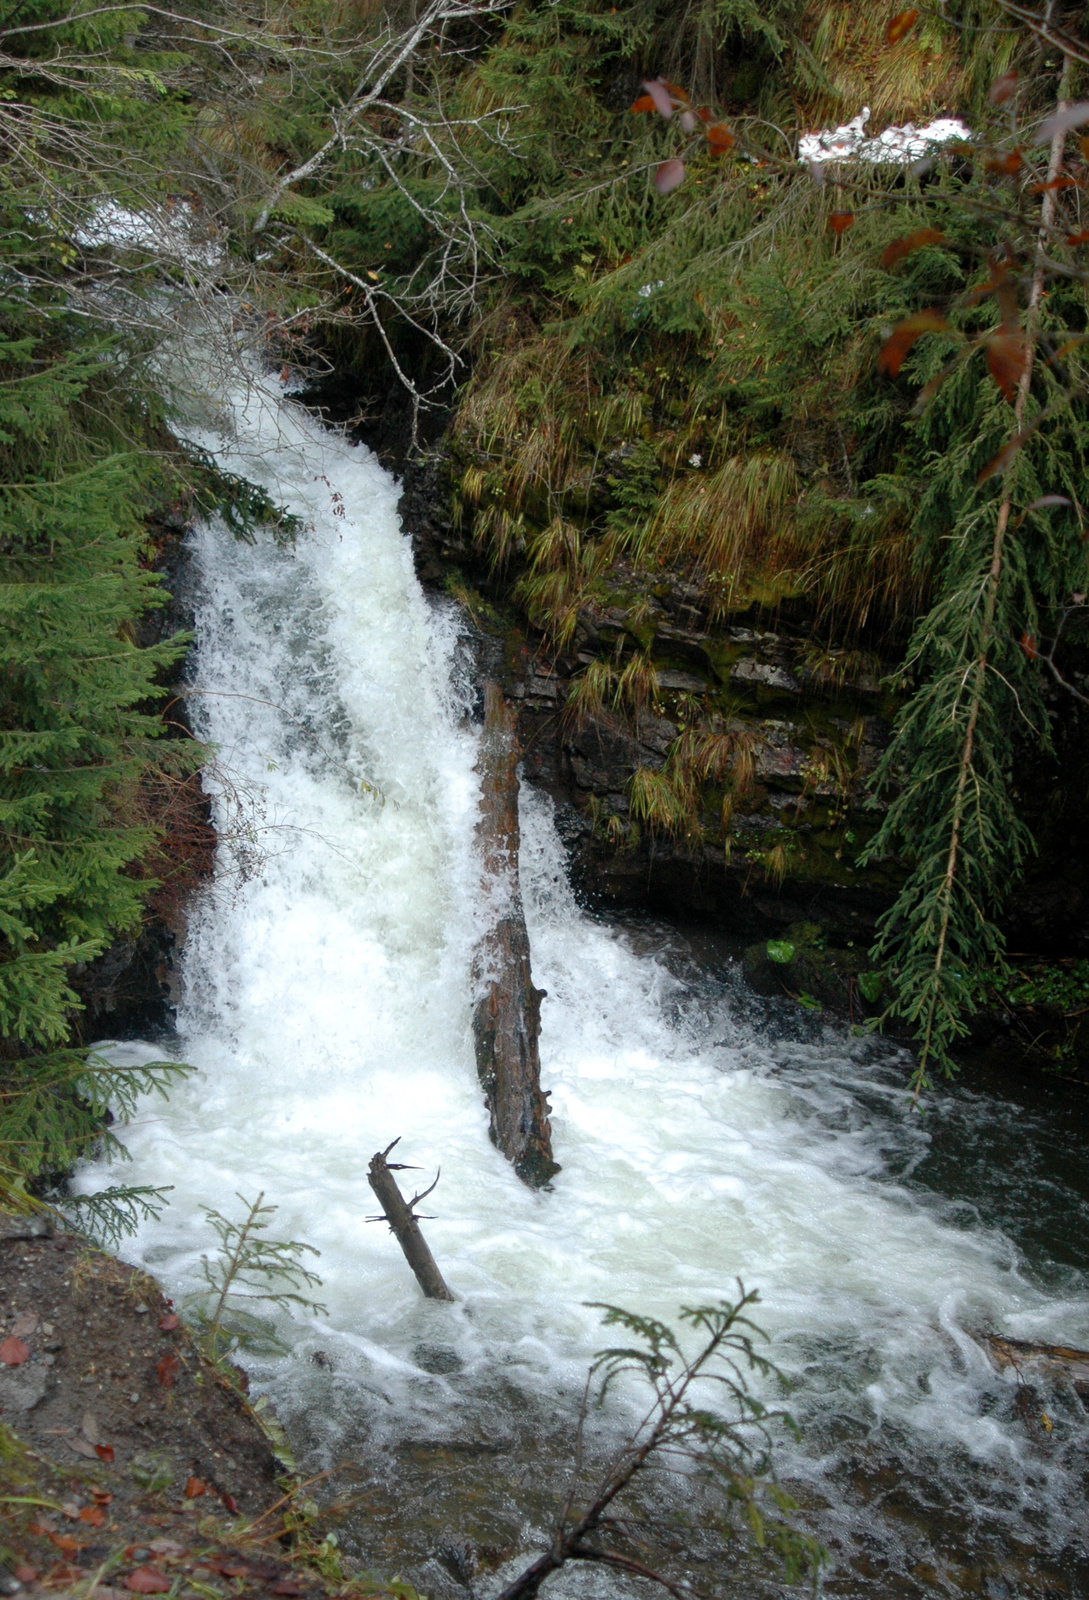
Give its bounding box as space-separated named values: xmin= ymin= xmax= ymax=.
xmin=190 ymin=1192 xmax=326 ymax=1364
xmin=498 ymin=1289 xmax=823 ymax=1600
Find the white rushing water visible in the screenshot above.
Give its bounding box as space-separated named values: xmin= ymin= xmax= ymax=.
xmin=81 ymin=371 xmax=1089 ymax=1589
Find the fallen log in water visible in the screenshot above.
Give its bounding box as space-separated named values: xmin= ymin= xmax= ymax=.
xmin=472 ymin=682 xmax=560 ymax=1189
xmin=984 ymin=1334 xmax=1089 ymax=1400
xmin=367 ymin=1140 xmax=454 ymax=1301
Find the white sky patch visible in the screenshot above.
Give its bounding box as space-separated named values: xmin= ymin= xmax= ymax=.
xmin=798 ymin=106 xmax=971 ymax=164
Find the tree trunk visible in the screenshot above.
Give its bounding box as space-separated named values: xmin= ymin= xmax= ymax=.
xmin=367 ymin=1145 xmax=454 ymax=1301
xmin=472 ymin=682 xmax=560 ymax=1188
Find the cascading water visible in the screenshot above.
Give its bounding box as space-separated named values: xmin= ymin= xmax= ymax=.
xmin=82 ymin=372 xmax=1089 ymax=1597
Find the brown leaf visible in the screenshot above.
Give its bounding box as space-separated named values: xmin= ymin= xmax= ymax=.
xmin=881 ymin=227 xmax=943 ymax=269
xmin=985 ymin=149 xmax=1022 ymax=176
xmin=987 ymin=327 xmax=1030 ymax=401
xmin=654 ymin=158 xmax=686 ymax=195
xmin=829 ymin=211 xmax=855 ymax=235
xmin=705 ymin=121 xmax=734 ymax=155
xmin=977 ymin=432 xmax=1027 ymax=483
xmin=95 ymin=1443 xmax=115 ymax=1463
xmin=220 ymin=1492 xmax=240 ymax=1515
xmin=157 ymin=1314 xmax=179 ymax=1333
xmin=82 ymin=1411 xmax=100 ymax=1444
xmin=124 ymin=1568 xmax=171 ymax=1594
xmin=0 ymin=1336 xmax=30 ymax=1366
xmin=215 ymin=1561 xmax=250 ymax=1577
xmin=1020 ymin=631 xmax=1037 ymax=659
xmin=91 ymin=1490 xmax=112 ymax=1505
xmin=184 ymin=1476 xmax=206 ymax=1499
xmin=13 ymin=1567 xmax=37 ymax=1585
xmin=1065 ymin=230 xmax=1089 ymax=245
xmin=1031 ymin=173 xmax=1078 ymax=193
xmin=47 ymin=1533 xmax=82 ymax=1555
xmin=1035 ymin=102 xmax=1089 ymax=144
xmin=886 ymin=8 xmax=919 ymax=45
xmin=65 ymin=1435 xmax=100 ymax=1460
xmin=79 ymin=1506 xmax=107 ymax=1528
xmin=877 ymin=311 xmax=950 ymax=376
xmin=10 ymin=1312 xmax=38 ymax=1340
xmin=272 ymin=1583 xmax=304 ymax=1597
xmin=630 ymin=93 xmax=655 ymax=113
xmin=156 ymin=1352 xmax=179 ymax=1388
xmin=988 ymin=71 xmax=1019 ymax=105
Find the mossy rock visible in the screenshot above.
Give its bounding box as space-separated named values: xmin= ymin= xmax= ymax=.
xmin=743 ymin=922 xmax=885 ymax=1018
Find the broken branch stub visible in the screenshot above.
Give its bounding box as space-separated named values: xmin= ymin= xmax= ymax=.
xmin=472 ymin=682 xmax=560 ymax=1188
xmin=367 ymin=1140 xmax=453 ymax=1301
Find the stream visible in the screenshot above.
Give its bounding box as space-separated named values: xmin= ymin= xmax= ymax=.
xmin=81 ymin=372 xmax=1089 ymax=1598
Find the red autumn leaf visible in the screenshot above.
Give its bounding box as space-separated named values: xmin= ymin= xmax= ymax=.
xmin=184 ymin=1476 xmax=206 ymax=1499
xmin=1035 ymin=101 xmax=1089 ymax=144
xmin=157 ymin=1313 xmax=179 ymax=1332
xmin=641 ymin=78 xmax=674 ymax=120
xmin=985 ymin=149 xmax=1022 ymax=175
xmin=697 ymin=106 xmax=713 ymax=124
xmin=91 ymin=1490 xmax=112 ymax=1504
xmin=1031 ymin=173 xmax=1078 ymax=192
xmin=877 ymin=311 xmax=950 ymax=377
xmin=216 ymin=1561 xmax=250 ymax=1576
xmin=880 ymin=227 xmax=943 ymax=269
xmin=1066 ymin=229 xmax=1089 ymax=244
xmin=654 ymin=158 xmax=686 ymax=195
xmin=0 ymin=1337 xmax=29 ymax=1366
xmin=705 ymin=122 xmax=734 ymax=155
xmin=48 ymin=1534 xmax=82 ymax=1556
xmin=989 ymin=71 xmax=1019 ymax=105
xmin=886 ymin=8 xmax=919 ymax=45
xmin=663 ymin=79 xmax=690 ymax=103
xmin=220 ymin=1492 xmax=240 ymax=1515
xmin=13 ymin=1568 xmax=37 ymax=1585
xmin=987 ymin=327 xmax=1030 ymax=400
xmin=95 ymin=1443 xmax=115 ymax=1463
xmin=272 ymin=1582 xmax=304 ymax=1597
xmin=156 ymin=1352 xmax=179 ymax=1388
xmin=828 ymin=211 xmax=855 ymax=235
xmin=1020 ymin=632 xmax=1037 ymax=659
xmin=630 ymin=93 xmax=655 ymax=113
xmin=79 ymin=1506 xmax=106 ymax=1527
xmin=125 ymin=1568 xmax=171 ymax=1594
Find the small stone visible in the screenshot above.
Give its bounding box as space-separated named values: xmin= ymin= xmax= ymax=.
xmin=130 ymin=1392 xmax=140 ymax=1403
xmin=0 ymin=1367 xmax=48 ymax=1412
xmin=133 ymin=1303 xmax=149 ymax=1315
xmin=43 ymin=1353 xmax=55 ymax=1366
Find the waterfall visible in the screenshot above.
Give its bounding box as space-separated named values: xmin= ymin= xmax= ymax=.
xmin=81 ymin=372 xmax=1089 ymax=1593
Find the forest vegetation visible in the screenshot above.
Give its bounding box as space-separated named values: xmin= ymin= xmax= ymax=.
xmin=3 ymin=0 xmax=1089 ymax=1221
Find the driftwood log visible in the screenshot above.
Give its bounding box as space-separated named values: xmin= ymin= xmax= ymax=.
xmin=367 ymin=1140 xmax=453 ymax=1301
xmin=472 ymin=682 xmax=560 ymax=1188
xmin=985 ymin=1334 xmax=1089 ymax=1401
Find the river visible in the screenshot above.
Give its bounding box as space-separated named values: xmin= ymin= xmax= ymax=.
xmin=81 ymin=371 xmax=1089 ymax=1598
